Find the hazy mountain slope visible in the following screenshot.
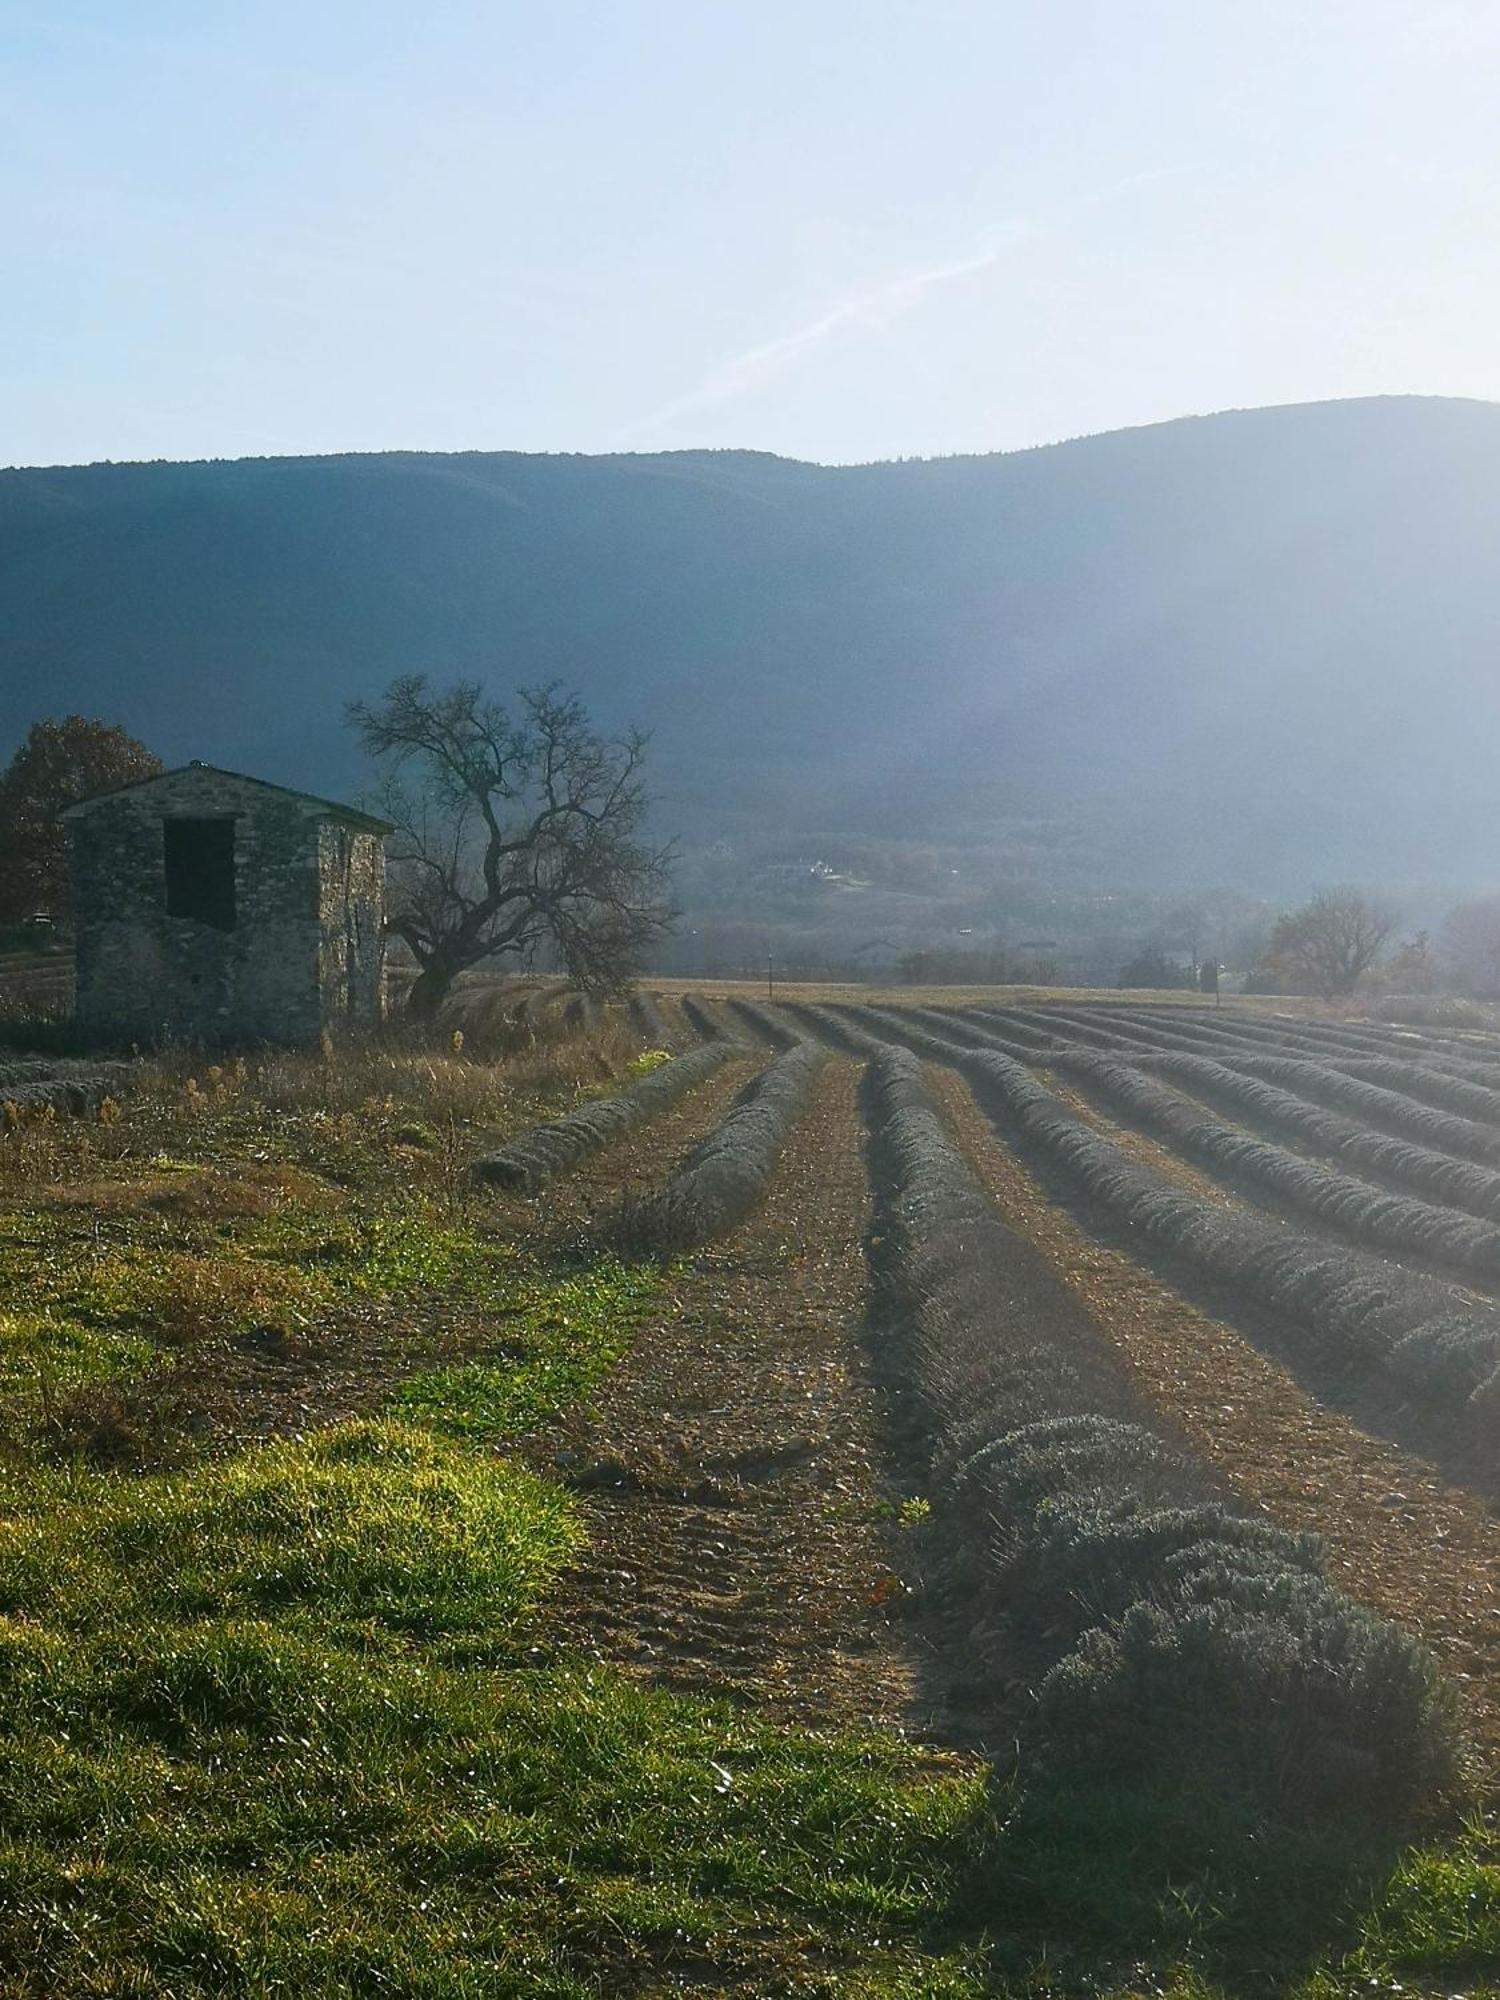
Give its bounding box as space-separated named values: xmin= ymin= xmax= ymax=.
xmin=2 ymin=395 xmax=1497 ymax=890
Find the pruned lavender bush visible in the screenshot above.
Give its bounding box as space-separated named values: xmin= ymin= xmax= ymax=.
xmin=626 ymin=990 xmax=672 ymax=1047
xmin=1202 ymin=1054 xmax=1500 ymax=1167
xmin=470 ymin=1041 xmax=733 ymax=1192
xmin=855 ymin=1013 xmax=1500 ymax=1409
xmin=678 ymin=994 xmax=735 ymax=1043
xmin=725 ymin=999 xmax=803 ymax=1049
xmin=962 ymin=1008 xmax=1069 ymax=1053
xmin=866 ymin=1045 xmax=1457 ymax=1821
xmin=904 ymin=1007 xmax=1047 ymax=1061
xmin=789 ymin=1004 xmax=892 ymax=1054
xmin=561 ymin=991 xmax=601 ymax=1034
xmin=1148 ymin=1052 xmax=1500 ymax=1224
xmin=959 ymin=1046 xmax=1500 ymax=1412
xmin=1277 ymin=1053 xmax=1500 ymax=1126
xmin=1034 ymin=1583 xmax=1452 ymax=1812
xmin=619 ymin=1041 xmax=827 ymax=1251
xmin=0 ymin=1058 xmax=133 ymax=1120
xmin=1059 ymin=1052 xmax=1500 ymax=1278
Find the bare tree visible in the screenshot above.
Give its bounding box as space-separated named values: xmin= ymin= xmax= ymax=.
xmin=1264 ymin=886 xmax=1394 ymax=998
xmin=348 ymin=677 xmax=676 ymax=1020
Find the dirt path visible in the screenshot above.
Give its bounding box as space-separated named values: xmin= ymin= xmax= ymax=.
xmin=932 ymin=1065 xmax=1500 ymax=1779
xmin=532 ymin=1059 xmax=922 ymax=1730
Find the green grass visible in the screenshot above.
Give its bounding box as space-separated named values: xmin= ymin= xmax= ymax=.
xmin=0 ymin=1308 xmax=161 ymax=1412
xmin=0 ymin=1419 xmax=577 ymax=1641
xmin=392 ymin=1256 xmax=659 ymax=1439
xmin=0 ymin=1416 xmax=984 ymax=1997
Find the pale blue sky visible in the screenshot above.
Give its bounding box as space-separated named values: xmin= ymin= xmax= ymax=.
xmin=4 ymin=0 xmax=1498 ymax=468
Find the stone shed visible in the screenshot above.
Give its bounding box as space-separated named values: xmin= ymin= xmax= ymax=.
xmin=63 ymin=764 xmax=392 ymax=1044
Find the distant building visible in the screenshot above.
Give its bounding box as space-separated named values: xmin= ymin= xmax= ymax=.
xmin=62 ymin=764 xmax=391 ymax=1044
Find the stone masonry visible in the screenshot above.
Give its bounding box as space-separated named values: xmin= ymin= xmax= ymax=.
xmin=63 ymin=764 xmax=390 ymax=1044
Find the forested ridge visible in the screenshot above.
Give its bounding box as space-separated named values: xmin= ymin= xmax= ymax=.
xmin=4 ymin=393 xmax=1499 ymax=890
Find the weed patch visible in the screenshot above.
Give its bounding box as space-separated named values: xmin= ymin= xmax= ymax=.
xmin=0 ymin=1411 xmax=985 ymax=1996
xmin=393 ymin=1256 xmax=659 ymax=1439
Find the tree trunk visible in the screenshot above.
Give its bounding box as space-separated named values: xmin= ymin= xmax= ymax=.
xmin=405 ymin=961 xmax=457 ymax=1022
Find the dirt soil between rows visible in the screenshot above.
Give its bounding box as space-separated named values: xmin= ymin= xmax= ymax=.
xmin=529 ymin=1058 xmax=933 ymax=1735
xmin=931 ymin=1064 xmax=1500 ymax=1781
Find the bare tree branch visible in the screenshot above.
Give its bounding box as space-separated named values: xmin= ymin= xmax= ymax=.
xmin=1264 ymin=887 xmax=1394 ymax=998
xmin=348 ymin=677 xmax=677 ymax=1019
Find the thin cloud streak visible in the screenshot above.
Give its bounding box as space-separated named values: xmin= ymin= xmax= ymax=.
xmin=617 ymin=165 xmax=1201 ymax=443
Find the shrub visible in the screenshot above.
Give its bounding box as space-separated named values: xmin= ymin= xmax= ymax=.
xmin=470 ymin=1040 xmax=732 ymax=1192
xmin=864 ymin=1044 xmax=1459 ymax=1829
xmin=1035 ymin=1588 xmax=1457 ymax=1819
xmin=618 ymin=1042 xmax=827 ymax=1252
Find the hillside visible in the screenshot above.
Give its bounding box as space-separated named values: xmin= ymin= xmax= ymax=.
xmin=3 ymin=395 xmax=1499 ymax=895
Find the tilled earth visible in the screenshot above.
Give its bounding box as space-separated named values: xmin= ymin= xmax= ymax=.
xmin=530 ymin=1059 xmax=929 ymax=1733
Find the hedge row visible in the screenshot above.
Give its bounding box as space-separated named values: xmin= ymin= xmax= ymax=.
xmin=959 ymin=1044 xmax=1500 ymax=1412
xmin=1058 ymin=1051 xmax=1500 ymax=1280
xmin=1200 ymin=1054 xmax=1500 ymax=1169
xmin=1147 ymin=1051 xmax=1500 ymax=1226
xmin=868 ymin=1044 xmax=1456 ymax=1822
xmin=618 ymin=1040 xmax=828 ymax=1252
xmin=0 ymin=1059 xmax=132 ymax=1122
xmin=625 ymin=991 xmax=673 ymax=1047
xmin=469 ymin=1041 xmax=736 ymax=1192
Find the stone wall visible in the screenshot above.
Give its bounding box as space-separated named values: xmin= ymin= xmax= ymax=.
xmin=70 ymin=768 xmax=385 ymax=1044
xmin=317 ymin=820 xmax=386 ymax=1027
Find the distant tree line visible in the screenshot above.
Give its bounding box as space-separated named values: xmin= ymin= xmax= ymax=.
xmin=6 ymin=702 xmax=1500 ymax=1013
xmin=1117 ymin=885 xmax=1445 ymax=1001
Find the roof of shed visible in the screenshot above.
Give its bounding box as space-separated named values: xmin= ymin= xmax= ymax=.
xmin=60 ymin=763 xmax=394 ymax=835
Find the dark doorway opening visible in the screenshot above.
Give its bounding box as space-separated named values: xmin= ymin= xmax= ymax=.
xmin=163 ymin=818 xmax=237 ymax=930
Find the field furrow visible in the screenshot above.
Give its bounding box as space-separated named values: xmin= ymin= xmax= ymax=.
xmin=863 ymin=1046 xmax=1455 ymax=1832
xmin=1057 ymin=1051 xmax=1500 ymax=1285
xmin=928 ymin=1062 xmax=1500 ymax=1771
xmin=534 ymin=1058 xmax=921 ymax=1725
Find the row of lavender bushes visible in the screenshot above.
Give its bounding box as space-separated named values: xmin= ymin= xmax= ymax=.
xmin=867 ymin=1043 xmax=1457 ymax=1825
